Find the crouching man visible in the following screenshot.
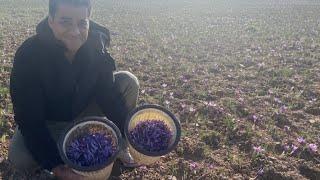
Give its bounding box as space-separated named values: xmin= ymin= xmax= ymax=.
xmin=8 ymin=0 xmax=139 ymax=179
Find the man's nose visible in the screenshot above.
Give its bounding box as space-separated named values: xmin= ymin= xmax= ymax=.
xmin=70 ymin=26 xmax=80 ymax=36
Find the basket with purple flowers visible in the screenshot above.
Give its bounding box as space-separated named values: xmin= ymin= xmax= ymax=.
xmin=58 ymin=116 xmax=121 ymax=180
xmin=124 ymin=104 xmax=181 ymax=165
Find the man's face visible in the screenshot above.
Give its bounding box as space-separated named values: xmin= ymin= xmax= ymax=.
xmin=48 ymin=3 xmax=90 ymax=53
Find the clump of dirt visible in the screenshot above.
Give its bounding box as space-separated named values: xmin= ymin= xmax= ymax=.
xmin=305 ymin=105 xmax=320 ymax=116
xmin=299 ymin=163 xmax=320 ymax=180
xmin=176 ymin=137 xmax=206 ymax=161
xmin=201 ymin=130 xmax=221 ymax=149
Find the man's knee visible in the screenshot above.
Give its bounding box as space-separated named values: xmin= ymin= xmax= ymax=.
xmin=114 ymin=71 xmax=140 ymax=92
xmin=8 ymin=129 xmax=39 ymax=173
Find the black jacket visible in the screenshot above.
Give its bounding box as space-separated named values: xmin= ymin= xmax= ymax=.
xmin=9 ymin=17 xmax=128 ymax=171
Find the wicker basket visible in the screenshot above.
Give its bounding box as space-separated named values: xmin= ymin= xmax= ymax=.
xmin=124 ymin=104 xmax=181 ymax=165
xmin=58 ymin=116 xmax=121 ymax=180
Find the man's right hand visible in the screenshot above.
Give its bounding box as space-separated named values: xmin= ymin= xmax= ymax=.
xmin=52 ymin=165 xmax=86 ymax=180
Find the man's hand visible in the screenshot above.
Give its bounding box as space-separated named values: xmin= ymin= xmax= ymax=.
xmin=52 ymin=165 xmax=86 ymax=180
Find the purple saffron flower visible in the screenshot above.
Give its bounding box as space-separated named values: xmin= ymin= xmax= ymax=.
xmin=257 ymin=168 xmax=264 ymax=176
xmin=189 ymin=161 xmax=199 ymax=170
xmin=181 ymin=103 xmax=186 ymax=109
xmin=279 ymin=105 xmax=287 ymax=113
xmin=66 ymin=132 xmax=115 ymax=167
xmin=290 ymin=145 xmax=298 ymax=155
xmin=209 ymin=101 xmax=216 ymax=107
xmin=189 ymin=107 xmax=195 ymax=112
xmin=253 ymin=146 xmax=265 ymax=154
xmin=252 ymin=115 xmax=258 ymax=123
xmin=284 ymin=125 xmax=290 ymax=132
xmin=169 ymin=92 xmax=174 ymax=99
xmin=297 ymin=137 xmax=306 ymax=144
xmin=284 ymin=145 xmax=290 ymax=152
xmin=308 ymin=144 xmax=318 ymax=153
xmin=129 ymin=120 xmax=173 ymax=152
xmin=274 ymin=97 xmax=282 ymax=104
xmin=139 ymin=166 xmax=147 ymax=170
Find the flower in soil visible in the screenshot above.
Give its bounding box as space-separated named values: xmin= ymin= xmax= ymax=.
xmin=297 ymin=137 xmax=306 ymax=144
xmin=66 ymin=132 xmax=115 ymax=167
xmin=253 ymin=146 xmax=265 ymax=154
xmin=189 ymin=161 xmax=199 ymax=170
xmin=274 ymin=97 xmax=282 ymax=104
xmin=268 ymin=89 xmax=274 ymax=94
xmin=252 ymin=115 xmax=258 ymax=123
xmin=284 ymin=125 xmax=290 ymax=132
xmin=129 ymin=120 xmax=173 ymax=152
xmin=189 ymin=106 xmax=196 ymax=112
xmin=204 ymin=101 xmax=216 ymax=107
xmin=308 ymin=143 xmax=318 ymax=153
xmin=180 ymin=75 xmax=188 ymax=83
xmin=161 ymin=83 xmax=168 ymax=88
xmin=279 ymin=105 xmax=287 ymax=113
xmin=169 ymin=92 xmax=174 ymax=99
xmin=257 ymin=168 xmax=264 ymax=176
xmin=284 ymin=145 xmax=291 ymax=152
xmin=139 ymin=166 xmax=147 ymax=171
xmin=290 ymin=145 xmax=298 ymax=155
xmin=165 ymin=100 xmax=170 ymax=105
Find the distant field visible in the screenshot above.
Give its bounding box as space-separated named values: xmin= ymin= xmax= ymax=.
xmin=0 ymin=0 xmax=320 ymax=179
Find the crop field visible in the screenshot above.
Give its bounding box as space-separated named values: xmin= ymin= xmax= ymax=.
xmin=0 ymin=0 xmax=320 ymax=179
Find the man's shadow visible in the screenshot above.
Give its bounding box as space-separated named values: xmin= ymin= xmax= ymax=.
xmin=0 ymin=158 xmax=134 ymax=180
xmin=109 ymin=159 xmax=135 ymax=179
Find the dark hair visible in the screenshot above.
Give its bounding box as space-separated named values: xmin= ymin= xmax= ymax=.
xmin=49 ymin=0 xmax=92 ymax=17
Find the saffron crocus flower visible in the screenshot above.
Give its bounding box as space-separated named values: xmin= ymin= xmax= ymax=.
xmin=252 ymin=115 xmax=258 ymax=123
xmin=284 ymin=145 xmax=290 ymax=152
xmin=161 ymin=83 xmax=167 ymax=88
xmin=297 ymin=137 xmax=306 ymax=144
xmin=189 ymin=161 xmax=199 ymax=170
xmin=66 ymin=133 xmax=115 ymax=167
xmin=253 ymin=146 xmax=265 ymax=154
xmin=290 ymin=145 xmax=298 ymax=155
xmin=181 ymin=103 xmax=186 ymax=109
xmin=139 ymin=166 xmax=147 ymax=170
xmin=308 ymin=144 xmax=318 ymax=153
xmin=279 ymin=105 xmax=287 ymax=113
xmin=129 ymin=120 xmax=172 ymax=152
xmin=268 ymin=89 xmax=274 ymax=94
xmin=274 ymin=98 xmax=282 ymax=104
xmin=189 ymin=107 xmax=195 ymax=112
xmin=257 ymin=168 xmax=264 ymax=175
xmin=284 ymin=125 xmax=290 ymax=132
xmin=209 ymin=101 xmax=216 ymax=107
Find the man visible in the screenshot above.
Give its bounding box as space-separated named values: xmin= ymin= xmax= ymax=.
xmin=8 ymin=0 xmax=139 ymax=179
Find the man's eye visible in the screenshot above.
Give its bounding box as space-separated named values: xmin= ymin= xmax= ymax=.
xmin=79 ymin=21 xmax=88 ymax=28
xmin=60 ymin=21 xmax=72 ymax=27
